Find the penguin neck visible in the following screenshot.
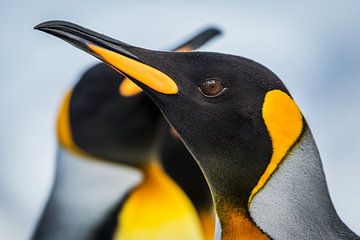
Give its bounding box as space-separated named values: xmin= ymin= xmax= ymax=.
xmin=249 ymin=128 xmax=359 ymax=239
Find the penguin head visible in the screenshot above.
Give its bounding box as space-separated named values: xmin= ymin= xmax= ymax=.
xmin=136 ymin=51 xmax=302 ymax=208
xmin=36 ymin=21 xmax=304 ymax=210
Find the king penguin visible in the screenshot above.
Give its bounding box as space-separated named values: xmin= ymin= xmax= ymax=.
xmin=35 ymin=20 xmax=360 ymax=240
xmin=32 ymin=25 xmax=220 ymax=240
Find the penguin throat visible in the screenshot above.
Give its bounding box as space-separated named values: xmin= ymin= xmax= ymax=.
xmin=113 ymin=161 xmax=204 ymax=240
xmin=216 ymin=205 xmax=269 ymax=240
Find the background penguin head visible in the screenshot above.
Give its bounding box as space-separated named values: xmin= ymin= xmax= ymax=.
xmin=67 ymin=63 xmax=163 ymax=166
xmin=36 ymin=20 xmax=304 ymax=209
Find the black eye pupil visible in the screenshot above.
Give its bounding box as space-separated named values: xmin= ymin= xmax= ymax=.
xmin=199 ymin=80 xmax=225 ymax=97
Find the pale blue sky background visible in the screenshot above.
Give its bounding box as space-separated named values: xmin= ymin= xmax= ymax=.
xmin=0 ymin=1 xmax=359 ymax=239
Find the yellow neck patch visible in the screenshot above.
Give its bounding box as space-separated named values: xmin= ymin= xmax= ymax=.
xmin=249 ymin=89 xmax=303 ymax=204
xmin=57 ymin=91 xmax=88 ymax=156
xmin=88 ymin=44 xmax=178 ymax=95
xmin=114 ymin=162 xmax=204 ymax=240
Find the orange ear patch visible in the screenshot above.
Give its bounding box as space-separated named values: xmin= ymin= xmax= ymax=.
xmin=249 ymin=90 xmax=303 ymax=204
xmin=57 ymin=91 xmax=88 ymax=156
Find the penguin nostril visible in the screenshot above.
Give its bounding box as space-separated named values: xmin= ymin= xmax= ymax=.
xmin=199 ymin=79 xmax=226 ymax=97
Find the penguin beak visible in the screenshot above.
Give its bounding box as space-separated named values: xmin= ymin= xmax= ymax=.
xmin=34 ymin=20 xmax=178 ymax=95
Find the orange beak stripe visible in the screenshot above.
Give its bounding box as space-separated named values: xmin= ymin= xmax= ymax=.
xmin=87 ymin=44 xmax=178 ymax=95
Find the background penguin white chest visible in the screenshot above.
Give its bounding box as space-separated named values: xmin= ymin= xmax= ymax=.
xmin=33 ymin=146 xmax=142 ymax=240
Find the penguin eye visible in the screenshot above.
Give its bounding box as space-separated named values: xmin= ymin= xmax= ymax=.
xmin=199 ymin=79 xmax=226 ymax=97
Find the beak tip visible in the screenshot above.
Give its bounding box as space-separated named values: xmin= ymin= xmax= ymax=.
xmin=34 ymin=21 xmax=54 ymax=30
xmin=33 ymin=20 xmax=69 ymax=31
xmin=34 ymin=25 xmax=44 ymax=31
xmin=210 ymin=27 xmax=222 ymax=36
xmin=34 ymin=23 xmax=44 ymax=30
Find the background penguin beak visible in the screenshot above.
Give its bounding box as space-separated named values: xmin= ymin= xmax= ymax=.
xmin=34 ymin=20 xmax=179 ymax=95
